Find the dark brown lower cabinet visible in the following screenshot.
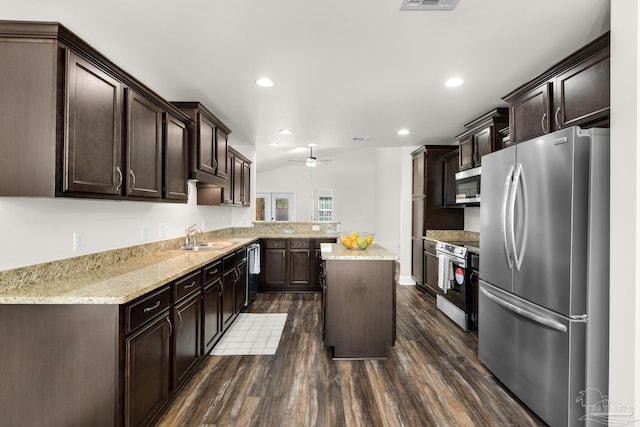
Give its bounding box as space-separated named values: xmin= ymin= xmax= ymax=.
xmin=222 ymin=253 xmax=237 ymax=330
xmin=173 ymin=291 xmax=202 ymax=388
xmin=324 ymin=259 xmax=396 ymax=359
xmin=203 ymin=278 xmax=223 ymax=353
xmin=235 ymin=257 xmax=247 ymax=313
xmin=125 ymin=310 xmax=172 ymax=427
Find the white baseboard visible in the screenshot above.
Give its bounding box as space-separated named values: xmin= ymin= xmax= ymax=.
xmin=398 ymin=275 xmax=416 ymax=286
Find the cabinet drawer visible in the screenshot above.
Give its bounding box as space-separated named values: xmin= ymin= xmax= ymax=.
xmin=290 ymin=239 xmax=310 ymax=249
xmin=223 ymin=252 xmax=237 ymax=272
xmin=174 ymin=270 xmax=202 ymax=302
xmin=235 ymin=247 xmax=246 ymax=262
xmin=125 ymin=286 xmax=171 ymax=334
xmin=204 ymin=260 xmax=222 ymax=284
xmin=264 ymin=239 xmax=286 ymax=249
xmin=315 ymin=238 xmax=336 ymax=249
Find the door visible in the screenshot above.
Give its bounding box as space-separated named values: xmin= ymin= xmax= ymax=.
xmin=479 ymin=145 xmax=516 ymax=292
xmin=473 ymin=127 xmax=492 ymax=165
xmin=478 ymin=281 xmax=585 ymax=427
xmin=198 ymin=114 xmax=217 ymax=175
xmin=64 ymin=51 xmax=122 ymax=195
xmin=264 ymin=248 xmax=287 ymax=287
xmin=235 ymin=260 xmax=247 ymax=312
xmin=256 ymin=193 xmax=295 ymax=221
xmin=164 ymin=113 xmax=188 ymax=201
xmin=222 ymin=268 xmax=235 ymax=330
xmin=512 ymin=127 xmax=589 ymax=316
xmin=173 ymin=292 xmax=202 ymax=387
xmin=289 ymin=249 xmax=311 ymax=287
xmin=126 ymin=90 xmax=163 ymax=198
xmin=233 ymin=156 xmax=243 ymax=205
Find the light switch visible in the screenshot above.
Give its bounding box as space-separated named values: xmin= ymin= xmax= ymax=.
xmin=73 ymin=232 xmax=85 ymax=252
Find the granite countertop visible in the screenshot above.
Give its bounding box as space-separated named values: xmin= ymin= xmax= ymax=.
xmin=0 ymin=231 xmax=342 ymax=305
xmin=423 ymin=230 xmax=480 ymax=255
xmin=321 ymin=243 xmax=399 ymax=261
xmin=0 ymin=237 xmax=258 ymax=305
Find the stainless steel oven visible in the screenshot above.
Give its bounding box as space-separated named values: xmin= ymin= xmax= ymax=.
xmin=435 ymin=241 xmax=475 ymax=331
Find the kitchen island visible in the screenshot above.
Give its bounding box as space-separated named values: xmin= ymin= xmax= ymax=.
xmin=321 ymin=243 xmax=399 ymax=359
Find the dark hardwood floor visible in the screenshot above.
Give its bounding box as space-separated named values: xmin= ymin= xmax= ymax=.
xmin=157 ymin=286 xmax=545 ymax=426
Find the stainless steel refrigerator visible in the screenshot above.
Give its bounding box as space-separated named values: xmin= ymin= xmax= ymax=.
xmin=478 ymin=126 xmax=609 ymax=427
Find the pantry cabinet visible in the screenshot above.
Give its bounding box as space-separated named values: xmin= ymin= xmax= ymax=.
xmin=0 ymin=21 xmax=190 ymax=202
xmin=504 ymin=31 xmax=609 ymax=144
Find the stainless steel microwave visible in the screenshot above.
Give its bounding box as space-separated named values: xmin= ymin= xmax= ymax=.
xmin=455 ymin=166 xmax=481 ymax=204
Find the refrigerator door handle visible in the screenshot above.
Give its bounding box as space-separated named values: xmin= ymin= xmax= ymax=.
xmin=508 ymin=163 xmax=522 ymax=269
xmin=514 ymin=164 xmax=529 ymax=271
xmin=502 ymin=165 xmax=515 ymax=270
xmin=481 ymin=287 xmax=567 ymax=333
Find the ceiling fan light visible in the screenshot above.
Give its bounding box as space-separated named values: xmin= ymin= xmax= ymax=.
xmin=305 ymin=157 xmax=318 ymax=167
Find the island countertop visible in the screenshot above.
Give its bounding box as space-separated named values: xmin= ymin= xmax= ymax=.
xmin=320 ymin=243 xmax=399 ymax=261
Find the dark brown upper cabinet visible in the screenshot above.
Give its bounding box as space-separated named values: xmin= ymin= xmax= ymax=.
xmin=126 ymin=90 xmax=163 ymax=199
xmin=0 ymin=21 xmax=191 ymax=202
xmin=164 ymin=113 xmax=189 ymax=201
xmin=504 ymin=31 xmax=609 ymax=144
xmin=455 ymin=108 xmax=509 ymax=170
xmin=195 ymin=146 xmax=251 ymax=207
xmin=171 ymin=102 xmax=231 ymax=185
xmin=442 ymin=149 xmax=460 ymax=207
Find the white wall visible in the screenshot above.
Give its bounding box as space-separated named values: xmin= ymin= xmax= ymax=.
xmin=0 ymin=145 xmax=256 ymax=272
xmin=257 ymin=146 xmax=413 ymax=282
xmin=609 ymin=0 xmax=640 ymax=417
xmin=464 ymin=206 xmax=481 ymax=233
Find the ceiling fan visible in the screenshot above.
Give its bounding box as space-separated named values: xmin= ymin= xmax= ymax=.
xmin=289 ymin=146 xmax=330 ymax=168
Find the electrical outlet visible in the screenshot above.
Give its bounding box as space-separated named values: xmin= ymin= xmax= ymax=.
xmin=141 ymin=225 xmax=149 ymax=242
xmin=312 ymin=225 xmax=320 ymax=231
xmin=73 ymin=232 xmax=85 ymax=252
xmin=159 ymin=224 xmax=168 ymax=239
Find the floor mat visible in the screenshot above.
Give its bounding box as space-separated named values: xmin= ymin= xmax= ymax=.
xmin=210 ymin=313 xmax=287 ymax=356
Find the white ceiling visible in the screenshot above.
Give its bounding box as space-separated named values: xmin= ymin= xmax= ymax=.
xmin=4 ymin=0 xmax=610 ymax=171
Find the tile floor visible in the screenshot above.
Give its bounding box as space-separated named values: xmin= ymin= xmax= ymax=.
xmin=210 ymin=313 xmax=287 ymax=356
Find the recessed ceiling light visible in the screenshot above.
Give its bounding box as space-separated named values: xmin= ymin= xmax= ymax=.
xmin=279 ymin=129 xmax=292 ymax=135
xmin=268 ymin=142 xmax=280 ymax=147
xmin=255 ymin=77 xmax=274 ymax=87
xmin=444 ymin=77 xmax=464 ymax=88
xmin=397 ymin=129 xmax=410 ymax=135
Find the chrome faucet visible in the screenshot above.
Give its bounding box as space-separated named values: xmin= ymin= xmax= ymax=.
xmin=185 ymin=224 xmax=203 ymax=248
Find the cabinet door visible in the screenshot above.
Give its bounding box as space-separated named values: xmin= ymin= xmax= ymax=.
xmin=222 ymin=269 xmax=236 ymax=330
xmin=473 ymin=127 xmax=492 ymax=165
xmin=264 ymin=249 xmax=287 ymax=287
xmin=289 ymin=250 xmax=311 ymax=287
xmin=203 ymin=279 xmax=222 ymax=352
xmin=553 ymin=47 xmax=610 ymax=130
xmin=458 ymin=135 xmax=474 ymax=170
xmin=125 ymin=313 xmax=171 ymax=427
xmin=509 ymin=82 xmax=551 ymax=144
xmin=64 ymin=51 xmax=122 ymax=195
xmin=126 ymin=90 xmax=163 ymax=198
xmin=233 ymin=156 xmax=243 ymax=205
xmin=222 ymin=153 xmax=234 ymax=204
xmin=242 ymin=162 xmax=251 ymax=206
xmin=442 ymin=151 xmax=459 ymax=206
xmin=173 ymin=292 xmax=202 ymax=388
xmin=164 ymin=113 xmax=188 ymax=201
xmin=198 ymin=115 xmax=217 ymax=175
xmin=411 ymin=151 xmax=425 ymax=197
xmin=215 ymin=128 xmax=228 ymax=178
xmin=235 ymin=261 xmax=247 ymax=313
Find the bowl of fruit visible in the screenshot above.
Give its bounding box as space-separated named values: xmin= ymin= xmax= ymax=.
xmin=338 ymin=232 xmax=375 ymax=250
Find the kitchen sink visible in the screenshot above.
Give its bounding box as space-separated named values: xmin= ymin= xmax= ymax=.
xmin=181 ymin=241 xmax=234 ymax=251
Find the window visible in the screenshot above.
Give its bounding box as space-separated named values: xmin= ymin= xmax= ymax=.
xmin=312 ymin=190 xmax=333 ymax=222
xmin=255 ymin=192 xmax=295 ymax=222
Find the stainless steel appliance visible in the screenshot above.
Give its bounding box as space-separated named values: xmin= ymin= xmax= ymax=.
xmin=455 ymin=166 xmax=481 ymax=204
xmin=246 ymin=242 xmax=260 ymax=304
xmin=435 ymin=241 xmax=477 ymax=331
xmin=479 ymin=127 xmax=610 ymax=426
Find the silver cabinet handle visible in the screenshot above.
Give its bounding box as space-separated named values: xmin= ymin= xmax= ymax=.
xmin=116 ymin=166 xmax=123 ymax=190
xmin=177 ymin=310 xmax=183 ymax=331
xmin=481 ymin=287 xmax=567 ymax=332
xmin=554 ymin=107 xmax=561 ymax=128
xmin=143 ymin=300 xmax=160 ymax=313
xmin=167 ymin=316 xmax=173 ymax=338
xmin=184 ymin=280 xmax=196 ymax=289
xmin=541 ymin=113 xmax=547 ymax=133
xmin=129 ymin=169 xmax=136 ymax=192
xmin=212 ymin=158 xmax=218 ymax=172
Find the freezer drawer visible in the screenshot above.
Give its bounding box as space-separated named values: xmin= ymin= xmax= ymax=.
xmin=478 ymin=281 xmax=586 ymax=427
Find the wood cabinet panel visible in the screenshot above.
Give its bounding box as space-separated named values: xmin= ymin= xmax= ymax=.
xmin=442 ymin=150 xmax=459 ymax=206
xmin=65 ymin=50 xmax=123 ymax=195
xmin=222 ymin=268 xmax=236 ymax=330
xmin=215 ymin=128 xmax=229 ymax=178
xmin=203 ymin=279 xmax=222 ymax=352
xmin=264 ymin=248 xmax=287 ymax=287
xmin=125 ymin=312 xmax=171 ymax=427
xmin=173 ymin=292 xmax=202 ymax=388
xmin=165 ymin=113 xmax=189 ymax=201
xmin=235 ymin=259 xmax=247 ymax=312
xmin=473 ymin=127 xmax=492 ymax=164
xmin=509 ymin=83 xmax=550 ymax=144
xmin=458 ymin=136 xmax=473 ymax=171
xmin=290 ymin=249 xmax=311 ymax=287
xmin=126 ymin=90 xmax=163 ymax=198
xmin=198 ymin=114 xmax=217 ymax=175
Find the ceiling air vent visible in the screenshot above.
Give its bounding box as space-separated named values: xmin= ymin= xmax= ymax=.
xmin=400 ymin=0 xmax=459 ymax=11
